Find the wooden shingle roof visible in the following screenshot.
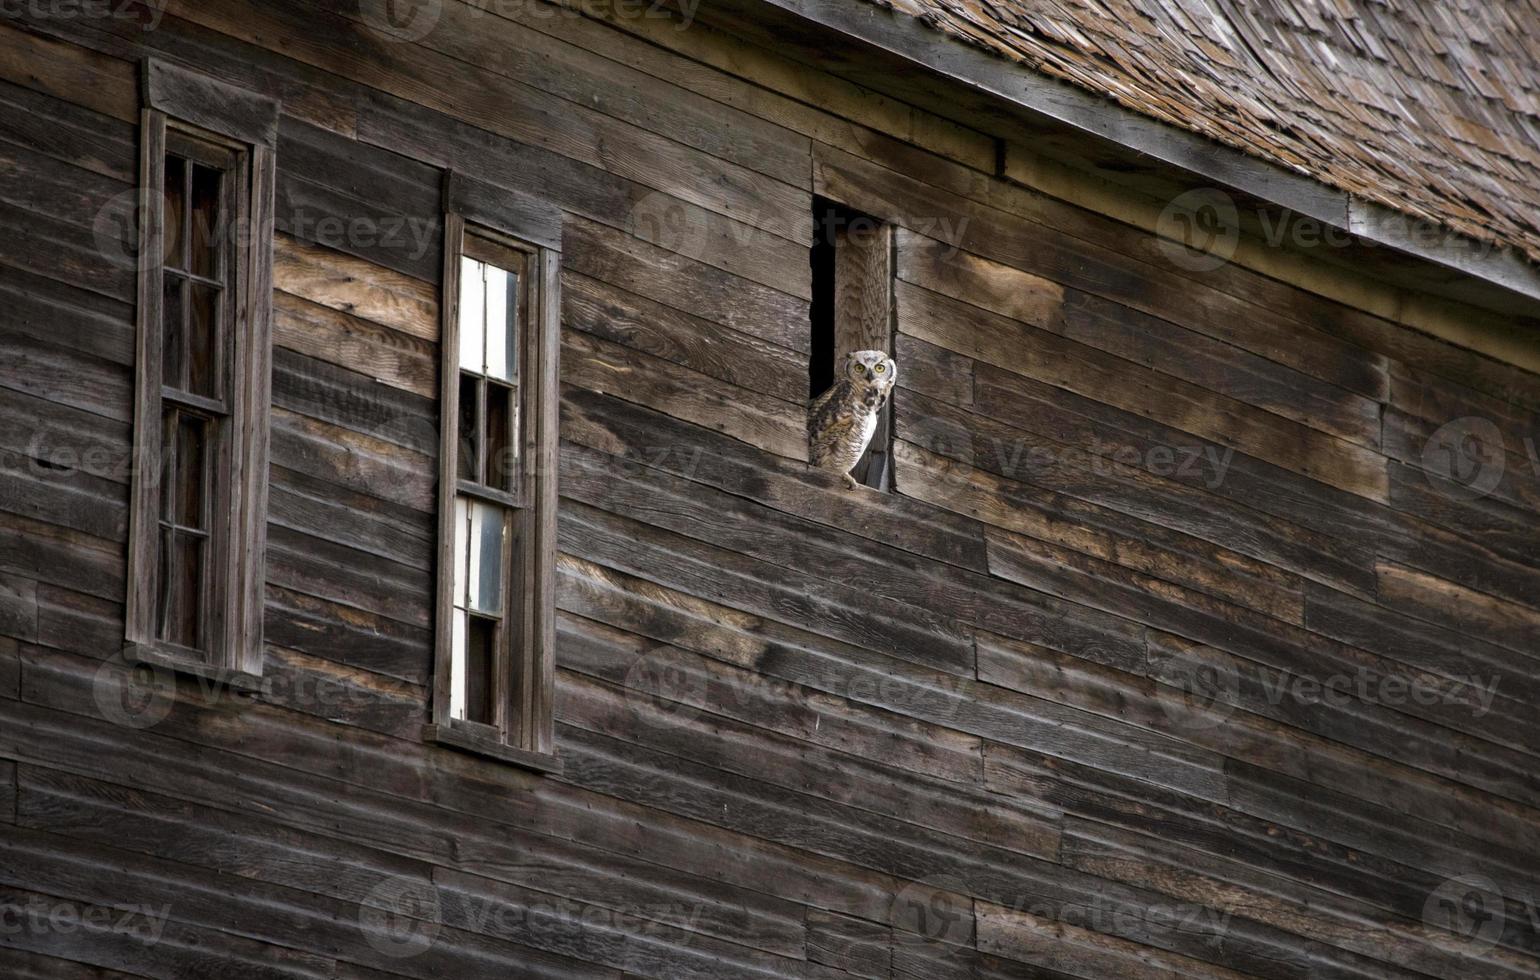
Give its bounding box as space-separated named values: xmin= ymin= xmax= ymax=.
xmin=876 ymin=0 xmax=1540 ymax=265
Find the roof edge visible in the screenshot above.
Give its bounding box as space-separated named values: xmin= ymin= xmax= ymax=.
xmin=727 ymin=0 xmax=1540 ymax=313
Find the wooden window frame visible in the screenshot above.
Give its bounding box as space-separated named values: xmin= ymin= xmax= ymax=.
xmin=123 ymin=61 xmax=277 ymax=688
xmin=426 ymin=173 xmax=562 ymax=773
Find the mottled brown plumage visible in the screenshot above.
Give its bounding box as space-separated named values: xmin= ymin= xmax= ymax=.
xmin=809 ymin=350 xmax=897 ymax=489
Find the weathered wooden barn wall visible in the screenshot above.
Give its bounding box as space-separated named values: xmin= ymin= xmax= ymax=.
xmin=1 ymin=0 xmax=1539 ymax=977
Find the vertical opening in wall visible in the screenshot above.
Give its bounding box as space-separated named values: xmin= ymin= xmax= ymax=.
xmin=809 ymin=198 xmax=895 ymax=491
xmin=809 ymin=199 xmax=840 ymax=400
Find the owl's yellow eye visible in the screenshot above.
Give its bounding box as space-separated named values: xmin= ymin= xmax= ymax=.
xmin=874 ymin=364 xmax=886 ymax=373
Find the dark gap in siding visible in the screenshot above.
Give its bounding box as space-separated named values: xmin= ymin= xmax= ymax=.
xmin=809 ymin=195 xmax=842 ymax=400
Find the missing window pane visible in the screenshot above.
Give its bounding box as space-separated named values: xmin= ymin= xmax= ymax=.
xmin=172 ymin=532 xmax=203 ymax=649
xmin=465 ymin=615 xmax=496 ymax=724
xmin=457 ymin=373 xmax=480 ymax=482
xmin=485 ymin=381 xmax=516 ymax=492
xmin=189 ymin=163 xmax=222 ymax=280
xmin=451 ymin=609 xmax=497 ymax=725
xmin=157 ymin=528 xmax=204 ymax=652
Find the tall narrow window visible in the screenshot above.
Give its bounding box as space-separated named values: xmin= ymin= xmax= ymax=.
xmin=449 ymin=235 xmax=525 ymax=726
xmin=811 ymin=198 xmax=895 ymax=491
xmin=428 ymin=174 xmax=561 ymax=771
xmin=125 ymin=61 xmax=276 ymax=684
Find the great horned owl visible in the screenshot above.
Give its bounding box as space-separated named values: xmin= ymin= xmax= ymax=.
xmin=810 ymin=349 xmax=898 ymax=490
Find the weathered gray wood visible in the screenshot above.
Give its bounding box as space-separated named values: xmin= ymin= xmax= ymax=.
xmin=562 ymin=330 xmax=809 ymax=462
xmin=445 ymin=170 xmax=562 ymax=252
xmin=142 ymin=57 xmax=279 ymax=146
xmin=0 ymin=74 xmax=135 ymax=181
xmin=564 ymin=271 xmax=805 ymax=402
xmin=273 ymin=233 xmax=438 ymax=341
xmin=270 ymin=406 xmax=435 ymax=513
xmin=273 ymin=289 xmax=437 ymax=399
xmin=897 ymin=276 xmax=1389 ymax=500
xmin=0 ymin=265 xmax=134 ymax=368
xmin=523 ymin=243 xmax=563 ymax=755
xmin=561 ymin=385 xmax=989 ymax=570
xmin=269 ymin=464 xmax=432 ymax=570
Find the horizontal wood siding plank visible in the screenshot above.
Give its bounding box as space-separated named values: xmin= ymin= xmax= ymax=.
xmin=561 ymin=386 xmax=989 ymax=571
xmin=898 ymin=279 xmax=1388 ymax=500
xmin=819 ymin=146 xmax=1389 ymax=399
xmin=561 ymin=331 xmax=808 ymax=462
xmin=273 ymin=234 xmax=438 ymax=341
